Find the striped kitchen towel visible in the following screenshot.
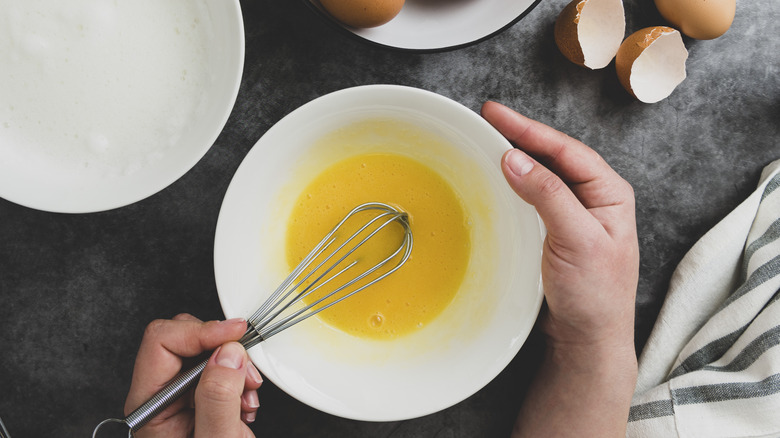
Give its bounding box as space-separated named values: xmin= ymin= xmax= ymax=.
xmin=627 ymin=159 xmax=780 ymax=438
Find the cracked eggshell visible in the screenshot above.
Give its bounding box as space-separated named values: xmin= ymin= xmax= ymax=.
xmin=655 ymin=0 xmax=736 ymax=40
xmin=615 ymin=26 xmax=688 ymax=104
xmin=554 ymin=0 xmax=626 ymax=69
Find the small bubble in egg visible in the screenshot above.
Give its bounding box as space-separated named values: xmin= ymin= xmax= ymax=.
xmin=368 ymin=313 xmax=384 ymax=329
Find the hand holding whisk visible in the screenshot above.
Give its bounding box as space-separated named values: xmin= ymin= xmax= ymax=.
xmin=93 ymin=202 xmax=413 ymax=437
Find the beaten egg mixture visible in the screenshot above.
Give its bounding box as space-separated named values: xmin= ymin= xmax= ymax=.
xmin=286 ymin=153 xmax=471 ymax=340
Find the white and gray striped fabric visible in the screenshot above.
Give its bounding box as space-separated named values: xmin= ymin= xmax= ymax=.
xmin=627 ymin=159 xmax=780 ymax=438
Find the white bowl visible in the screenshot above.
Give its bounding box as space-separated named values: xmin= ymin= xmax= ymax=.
xmin=214 ymin=85 xmax=544 ymax=421
xmin=306 ymin=0 xmax=542 ymax=52
xmin=0 ymin=0 xmax=244 ymax=213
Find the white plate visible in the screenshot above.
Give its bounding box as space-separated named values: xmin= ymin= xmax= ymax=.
xmin=214 ymin=85 xmax=544 ymax=421
xmin=306 ymin=0 xmax=542 ymax=52
xmin=0 ymin=0 xmax=244 ymax=213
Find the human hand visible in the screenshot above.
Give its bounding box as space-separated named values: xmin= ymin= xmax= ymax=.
xmin=124 ymin=314 xmax=262 ymax=438
xmin=482 ymin=101 xmax=639 ymax=351
xmin=481 ymin=102 xmax=638 ymax=437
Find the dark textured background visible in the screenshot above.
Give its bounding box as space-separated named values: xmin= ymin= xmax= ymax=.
xmin=1 ymin=0 xmax=779 ymax=436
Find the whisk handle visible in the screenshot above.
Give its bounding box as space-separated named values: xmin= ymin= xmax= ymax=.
xmin=92 ymin=358 xmax=207 ymax=437
xmin=125 ymin=358 xmax=208 ymax=432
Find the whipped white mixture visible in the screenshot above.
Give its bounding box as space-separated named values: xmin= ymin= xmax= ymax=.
xmin=0 ymin=0 xmax=212 ymax=178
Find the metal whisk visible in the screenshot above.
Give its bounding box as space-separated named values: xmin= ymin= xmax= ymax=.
xmin=93 ymin=202 xmax=413 ymax=437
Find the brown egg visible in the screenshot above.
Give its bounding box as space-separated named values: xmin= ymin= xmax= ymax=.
xmin=319 ymin=0 xmax=405 ymax=28
xmin=615 ymin=26 xmax=688 ymax=103
xmin=654 ymin=0 xmax=736 ymax=40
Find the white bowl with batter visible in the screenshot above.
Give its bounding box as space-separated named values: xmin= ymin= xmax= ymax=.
xmin=214 ymin=85 xmax=545 ymax=421
xmin=0 ymin=0 xmax=244 ymax=213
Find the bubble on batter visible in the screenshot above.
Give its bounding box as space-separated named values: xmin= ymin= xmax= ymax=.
xmin=368 ymin=313 xmax=384 ymax=329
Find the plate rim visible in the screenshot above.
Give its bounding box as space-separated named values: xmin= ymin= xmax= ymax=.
xmin=302 ymin=0 xmax=545 ymax=54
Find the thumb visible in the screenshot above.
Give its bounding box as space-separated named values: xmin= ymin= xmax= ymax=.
xmin=194 ymin=342 xmax=252 ymax=437
xmin=501 ymin=148 xmax=597 ymax=240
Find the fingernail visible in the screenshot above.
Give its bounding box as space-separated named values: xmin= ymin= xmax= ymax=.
xmin=247 ymin=363 xmax=263 ymax=385
xmin=215 ymin=343 xmax=245 ymax=370
xmin=505 ymin=149 xmax=534 ymax=176
xmin=244 ymin=411 xmax=256 ymax=424
xmin=245 ymin=390 xmax=260 ymax=409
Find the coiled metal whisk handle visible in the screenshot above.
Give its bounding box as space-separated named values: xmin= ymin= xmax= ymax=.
xmin=93 ymin=359 xmax=208 ymax=437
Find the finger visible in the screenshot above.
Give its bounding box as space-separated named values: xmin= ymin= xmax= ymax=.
xmin=482 ymin=102 xmax=613 ymax=184
xmin=482 ymin=101 xmax=616 ymax=183
xmin=502 ymin=148 xmax=602 ymax=240
xmin=242 ymin=407 xmax=257 ymax=425
xmin=241 ymin=389 xmax=259 ymax=412
xmin=485 ymin=101 xmax=635 ymax=223
xmin=194 ymin=342 xmax=251 ymax=437
xmin=135 ymin=408 xmax=195 ymax=438
xmin=125 ymin=318 xmax=247 ymax=413
xmin=173 ymin=312 xmax=202 ymax=322
xmin=245 ymin=362 xmax=263 ymax=390
xmin=241 ymin=363 xmax=262 ymax=424
xmin=241 ymin=389 xmax=259 ymax=420
xmin=136 ymin=318 xmax=247 ymax=378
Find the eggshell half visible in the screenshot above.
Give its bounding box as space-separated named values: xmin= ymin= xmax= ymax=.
xmin=319 ymin=0 xmax=405 ymax=28
xmin=654 ymin=0 xmax=736 ymax=40
xmin=615 ymin=27 xmax=688 ymax=103
xmin=555 ymin=0 xmax=626 ymax=69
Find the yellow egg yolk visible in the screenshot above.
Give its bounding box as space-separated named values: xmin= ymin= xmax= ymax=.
xmin=285 ymin=153 xmax=471 ymax=340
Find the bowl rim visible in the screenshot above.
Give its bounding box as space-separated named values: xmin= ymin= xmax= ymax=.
xmin=214 ymin=84 xmax=545 ymax=421
xmin=302 ymin=0 xmax=544 ymax=53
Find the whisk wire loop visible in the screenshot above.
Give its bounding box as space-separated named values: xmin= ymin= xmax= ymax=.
xmin=246 ymin=211 xmax=412 ymax=345
xmin=242 ymin=204 xmax=412 ymax=348
xmin=246 ymin=235 xmax=337 ymax=331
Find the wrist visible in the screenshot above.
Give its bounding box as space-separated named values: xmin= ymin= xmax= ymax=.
xmin=511 ymin=333 xmax=638 ymax=438
xmin=542 ymin=304 xmax=637 ymax=356
xmin=545 ymin=341 xmax=637 ymax=375
xmin=543 ymin=337 xmax=638 ymax=412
